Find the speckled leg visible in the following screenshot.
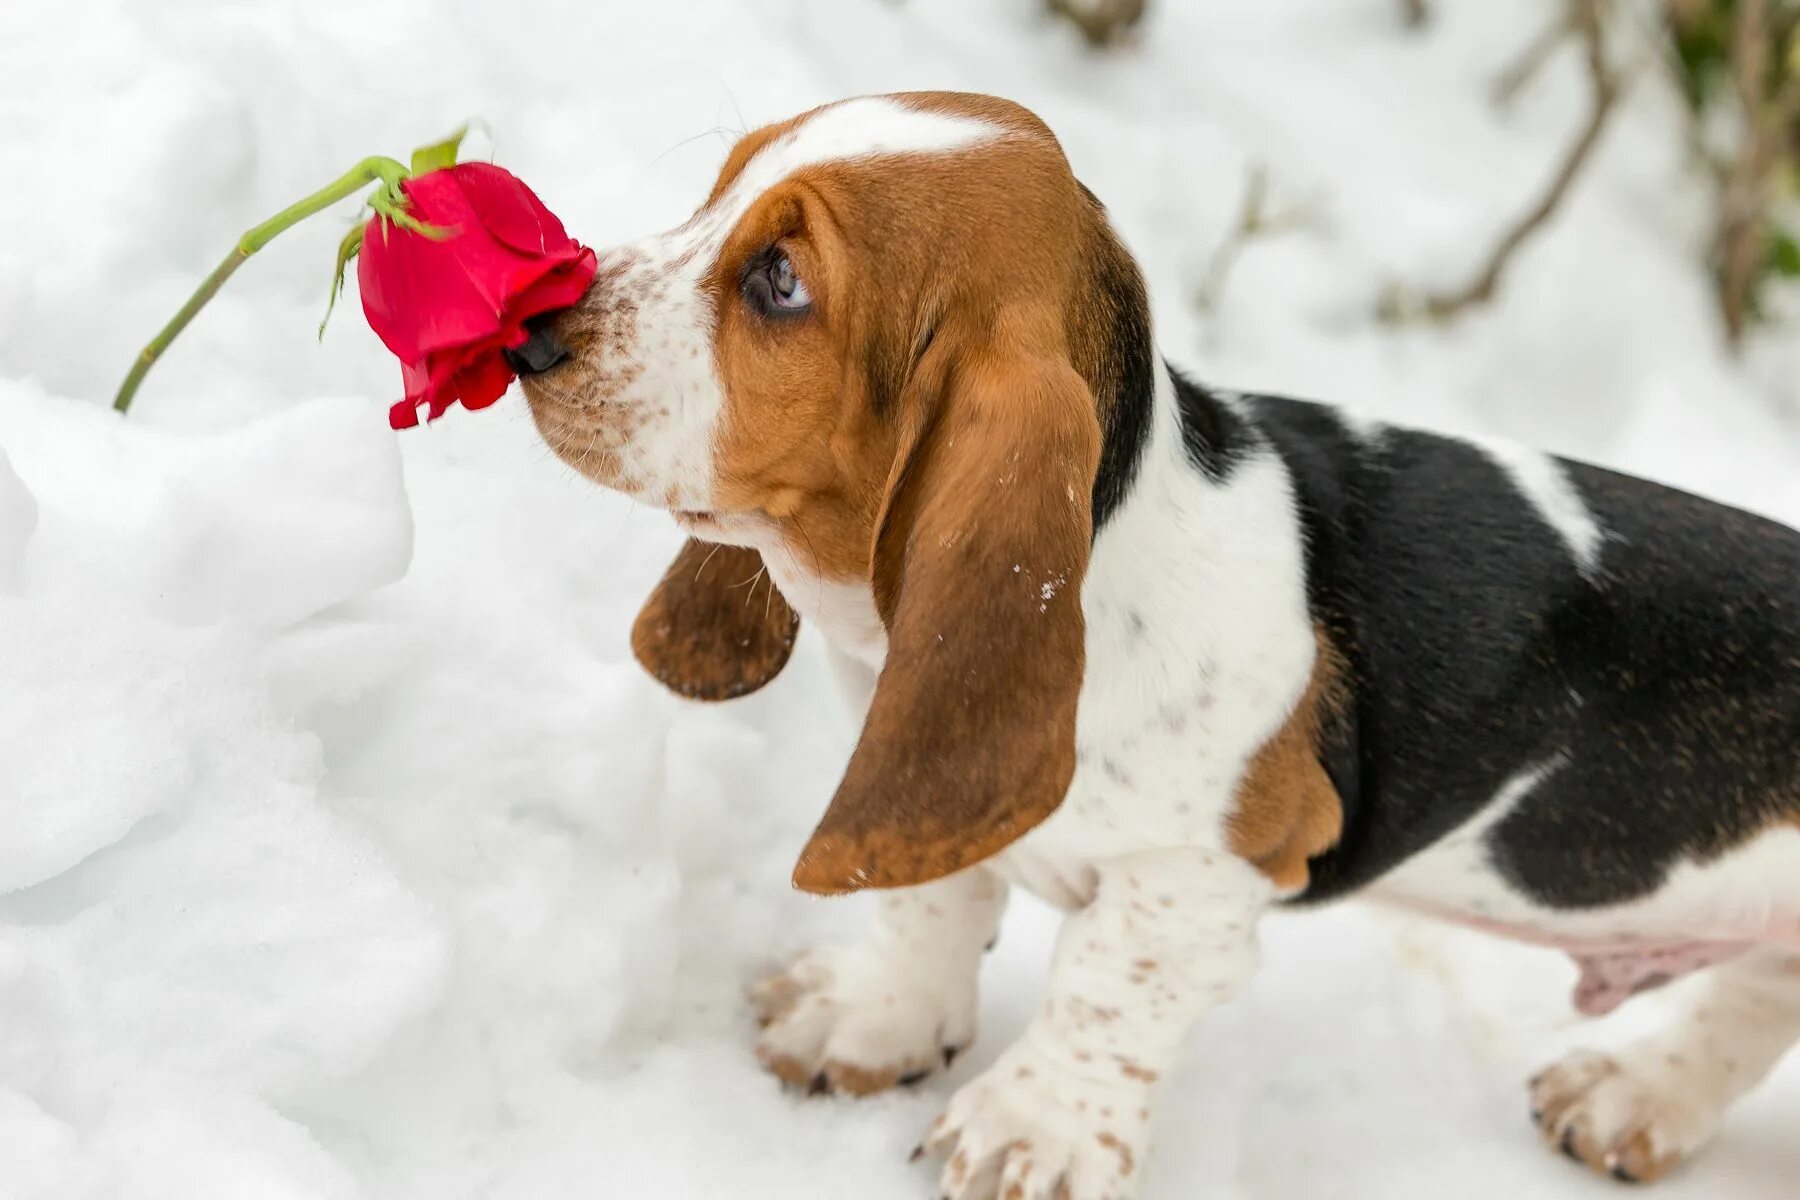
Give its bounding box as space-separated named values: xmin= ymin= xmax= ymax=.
xmin=752 ymin=867 xmax=1009 ymax=1096
xmin=1532 ymin=946 xmax=1800 ymax=1184
xmin=925 ymin=848 xmax=1272 ymax=1200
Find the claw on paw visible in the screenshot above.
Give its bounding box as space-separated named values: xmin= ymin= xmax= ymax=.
xmin=921 ymin=1046 xmax=1150 ymax=1200
xmin=751 ymin=948 xmax=977 ymax=1099
xmin=1529 ymin=1051 xmax=1695 ymax=1185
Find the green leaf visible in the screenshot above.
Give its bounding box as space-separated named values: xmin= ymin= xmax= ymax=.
xmin=1768 ymin=229 xmax=1800 ymax=279
xmin=1669 ymin=2 xmax=1737 ymax=112
xmin=410 ymin=124 xmax=468 ymax=176
xmin=318 ymin=222 xmax=367 ymax=339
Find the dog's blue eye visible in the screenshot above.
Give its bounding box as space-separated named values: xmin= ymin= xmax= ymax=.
xmin=769 ymin=253 xmax=810 ymax=309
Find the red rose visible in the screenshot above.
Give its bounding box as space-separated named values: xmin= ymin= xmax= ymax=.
xmin=357 ymin=163 xmax=597 ymax=430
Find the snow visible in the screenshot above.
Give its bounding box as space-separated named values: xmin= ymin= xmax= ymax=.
xmin=0 ymin=447 xmax=35 ymax=593
xmin=1 ymin=1 xmax=1797 ymax=1197
xmin=144 ymin=395 xmax=413 ymax=629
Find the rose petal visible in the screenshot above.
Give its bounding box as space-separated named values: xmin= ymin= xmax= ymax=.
xmin=455 ymin=350 xmax=516 ymax=413
xmin=445 ymin=163 xmax=579 ymax=259
xmin=506 ymin=251 xmax=599 ymax=324
xmin=387 ymin=397 xmax=421 ymax=431
xmin=358 ymin=216 xmax=503 ymax=360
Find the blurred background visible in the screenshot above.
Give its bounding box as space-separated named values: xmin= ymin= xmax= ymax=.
xmin=1 ymin=2 xmax=1797 ymax=1198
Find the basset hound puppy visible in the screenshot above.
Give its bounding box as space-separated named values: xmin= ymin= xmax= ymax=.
xmin=516 ymin=92 xmax=1800 ymax=1196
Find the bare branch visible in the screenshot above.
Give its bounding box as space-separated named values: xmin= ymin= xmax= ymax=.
xmin=1492 ymin=8 xmax=1576 ymax=109
xmin=1045 ymin=0 xmax=1148 ymax=48
xmin=1714 ymin=0 xmax=1794 ymax=344
xmin=1385 ymin=0 xmax=1627 ymax=322
xmin=1194 ymin=165 xmax=1318 ymax=316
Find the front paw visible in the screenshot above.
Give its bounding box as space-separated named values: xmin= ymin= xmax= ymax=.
xmin=750 ymin=945 xmax=976 ymax=1097
xmin=923 ymin=1042 xmax=1151 ymax=1200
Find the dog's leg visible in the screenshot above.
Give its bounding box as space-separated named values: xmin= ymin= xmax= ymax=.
xmin=749 ymin=643 xmax=1008 ymax=1096
xmin=1532 ymin=945 xmax=1800 ymax=1183
xmin=752 ymin=866 xmax=1009 ymax=1096
xmin=925 ymin=848 xmax=1271 ymax=1200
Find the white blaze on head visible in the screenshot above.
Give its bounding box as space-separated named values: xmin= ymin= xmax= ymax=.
xmin=703 ymin=97 xmax=1002 ymax=232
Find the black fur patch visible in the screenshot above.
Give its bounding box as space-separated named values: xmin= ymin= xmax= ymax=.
xmin=1239 ymin=394 xmax=1800 ymax=909
xmin=1088 ymin=305 xmax=1153 ymax=531
xmin=1086 ymin=214 xmax=1155 ymax=532
xmin=1172 ymin=373 xmax=1250 ymax=482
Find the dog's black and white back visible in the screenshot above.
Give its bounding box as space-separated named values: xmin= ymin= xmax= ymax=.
xmin=1241 ymin=387 xmax=1800 ymax=911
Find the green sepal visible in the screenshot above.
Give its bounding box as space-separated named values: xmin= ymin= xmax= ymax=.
xmin=367 ymin=175 xmax=454 ymax=242
xmin=318 ymin=222 xmax=368 ymax=339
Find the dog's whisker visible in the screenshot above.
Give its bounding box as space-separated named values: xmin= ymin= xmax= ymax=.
xmin=696 ymin=542 xmax=723 ymax=582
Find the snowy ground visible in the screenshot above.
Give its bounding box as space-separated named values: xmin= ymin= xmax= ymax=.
xmin=2 ymin=1 xmax=1798 ymax=1197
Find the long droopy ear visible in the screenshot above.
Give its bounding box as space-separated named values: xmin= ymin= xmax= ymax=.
xmin=792 ymin=342 xmax=1101 ymax=893
xmin=631 ymin=539 xmax=800 ymax=701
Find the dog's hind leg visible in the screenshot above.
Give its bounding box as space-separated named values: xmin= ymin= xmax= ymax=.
xmin=1531 ymin=945 xmax=1800 ymax=1183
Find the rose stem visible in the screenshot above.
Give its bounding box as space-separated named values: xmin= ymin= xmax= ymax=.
xmin=112 ymin=155 xmax=411 ymax=415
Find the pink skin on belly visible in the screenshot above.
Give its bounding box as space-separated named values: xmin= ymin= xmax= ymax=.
xmin=1371 ymin=894 xmax=1794 ymax=1015
xmin=1568 ymin=942 xmax=1752 ymax=1016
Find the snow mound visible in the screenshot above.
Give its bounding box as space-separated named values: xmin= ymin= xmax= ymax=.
xmin=2 ymin=0 xmax=1798 ymax=1198
xmin=146 ymin=395 xmax=413 ymax=629
xmin=0 ymin=448 xmax=36 ymax=592
xmin=0 ymin=1082 xmax=361 ymax=1200
xmin=0 ymin=599 xmax=212 ymax=891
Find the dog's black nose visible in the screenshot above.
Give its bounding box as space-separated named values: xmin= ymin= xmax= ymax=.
xmin=504 ymin=318 xmax=570 ymax=375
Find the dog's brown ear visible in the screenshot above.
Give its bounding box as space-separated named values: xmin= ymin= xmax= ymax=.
xmin=791 ymin=343 xmax=1101 ymax=894
xmin=631 ymin=539 xmax=800 ymax=701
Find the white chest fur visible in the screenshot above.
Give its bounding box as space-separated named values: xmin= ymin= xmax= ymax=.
xmin=990 ymin=376 xmax=1318 ymax=906
xmin=758 ymin=540 xmax=889 ymax=669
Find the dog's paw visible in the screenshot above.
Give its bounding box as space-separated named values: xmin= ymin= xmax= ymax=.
xmin=1530 ymin=1049 xmax=1716 ymax=1184
xmin=750 ymin=945 xmax=976 ymax=1097
xmin=922 ymin=1042 xmax=1150 ymax=1200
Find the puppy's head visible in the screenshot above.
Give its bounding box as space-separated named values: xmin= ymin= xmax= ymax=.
xmin=521 ymin=92 xmax=1152 ymax=892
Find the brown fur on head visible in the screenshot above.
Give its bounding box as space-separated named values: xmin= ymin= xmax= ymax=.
xmin=521 ymin=93 xmax=1151 ymax=892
